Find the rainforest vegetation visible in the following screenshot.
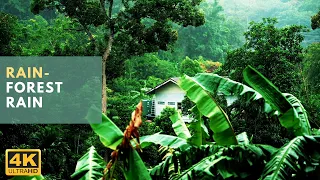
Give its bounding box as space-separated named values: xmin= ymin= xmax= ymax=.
xmin=0 ymin=0 xmax=320 ymax=179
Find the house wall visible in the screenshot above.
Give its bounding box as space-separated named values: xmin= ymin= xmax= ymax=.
xmin=154 ymin=82 xmax=185 ymax=116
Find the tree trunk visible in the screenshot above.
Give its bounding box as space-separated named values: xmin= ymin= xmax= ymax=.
xmin=102 ymin=34 xmax=113 ymax=114
xmin=101 ymin=0 xmax=114 ymax=114
xmin=76 ymin=133 xmax=80 ymax=154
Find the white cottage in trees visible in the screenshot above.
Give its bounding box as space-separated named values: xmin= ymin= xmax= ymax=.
xmin=143 ymin=77 xmax=192 ymax=122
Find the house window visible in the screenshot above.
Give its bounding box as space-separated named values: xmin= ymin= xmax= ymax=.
xmin=177 ymin=102 xmax=182 ymax=110
xmin=168 ymin=102 xmax=175 ymax=105
xmin=158 ymin=101 xmax=165 ymax=105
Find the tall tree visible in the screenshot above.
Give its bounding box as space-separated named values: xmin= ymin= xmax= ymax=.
xmin=223 ymin=18 xmax=305 ymax=95
xmin=31 ymin=0 xmax=205 ymax=114
xmin=0 ymin=12 xmax=20 ymax=55
xmin=220 ymin=0 xmax=320 ymax=46
xmin=311 ymin=11 xmax=320 ymax=30
xmin=158 ymin=1 xmax=243 ymax=62
xmin=176 ymin=1 xmax=243 ymax=61
xmin=302 ymin=42 xmax=320 ymax=125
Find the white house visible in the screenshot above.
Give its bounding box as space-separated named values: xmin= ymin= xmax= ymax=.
xmin=146 ymin=77 xmax=192 ymax=122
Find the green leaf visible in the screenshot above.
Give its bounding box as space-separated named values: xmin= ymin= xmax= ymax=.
xmin=149 ymin=153 xmax=177 ymax=178
xmin=140 ymin=133 xmax=191 ymax=151
xmin=243 ymin=66 xmax=291 ymax=114
xmin=170 ymin=110 xmax=191 ymax=140
xmin=193 ymin=73 xmax=263 ymax=105
xmin=215 ymin=144 xmax=270 ymax=179
xmin=10 ymin=175 xmax=45 ymax=180
xmin=150 ymin=144 xmax=222 ymax=179
xmin=123 ymin=149 xmax=152 ymax=180
xmin=261 ymin=136 xmax=320 ymax=180
xmin=87 ymin=106 xmax=124 ymax=150
xmin=151 ymin=143 xmax=275 ymax=179
xmin=173 ymin=154 xmax=225 ymax=179
xmin=280 ymin=93 xmax=311 ymax=136
xmin=243 ymin=66 xmax=311 ymax=136
xmin=179 ymin=75 xmax=238 ymax=145
xmin=187 ymin=106 xmax=209 ymax=147
xmin=71 ymin=146 xmax=106 ymax=180
xmin=311 ymin=128 xmax=320 ymax=135
xmin=255 ymin=144 xmax=278 ymax=156
xmin=236 ymin=132 xmax=249 ymax=145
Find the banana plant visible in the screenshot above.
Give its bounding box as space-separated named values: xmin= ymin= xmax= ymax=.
xmin=69 ymin=66 xmax=318 ymax=180
xmin=72 ymin=102 xmax=152 ymax=180
xmin=146 ymin=66 xmax=319 ymax=179
xmin=179 ymin=74 xmax=238 ymax=145
xmin=187 ymin=68 xmax=311 ymax=136
xmin=243 ymin=66 xmax=311 ymax=136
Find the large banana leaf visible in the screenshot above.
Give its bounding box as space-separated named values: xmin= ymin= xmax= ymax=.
xmin=124 ymin=149 xmax=152 ymax=180
xmin=281 ymin=93 xmax=311 ymax=136
xmin=150 ymin=144 xmax=223 ymax=180
xmin=87 ymin=106 xmax=151 ymax=180
xmin=151 ymin=143 xmax=276 ymax=180
xmin=149 ymin=153 xmax=177 ymax=178
xmin=140 ymin=133 xmax=191 ymax=151
xmin=170 ymin=111 xmax=191 ymax=140
xmin=193 ymin=73 xmax=263 ymax=105
xmin=187 ymin=106 xmax=209 ymax=146
xmin=173 ymin=155 xmax=225 ymax=179
xmin=179 ymin=75 xmax=238 ymax=145
xmin=71 ymin=146 xmax=105 ymax=180
xmin=87 ymin=106 xmax=124 ymax=150
xmin=243 ymin=66 xmax=311 ymax=136
xmin=176 ymin=144 xmax=276 ymax=179
xmin=261 ymin=135 xmax=320 ymax=180
xmin=10 ymin=176 xmax=45 ymax=180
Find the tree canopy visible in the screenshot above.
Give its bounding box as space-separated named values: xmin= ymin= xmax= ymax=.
xmin=1 ymin=0 xmax=320 ymax=179
xmin=223 ymin=18 xmax=305 ymax=94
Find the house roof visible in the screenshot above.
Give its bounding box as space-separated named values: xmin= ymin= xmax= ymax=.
xmin=146 ymin=77 xmax=180 ymax=94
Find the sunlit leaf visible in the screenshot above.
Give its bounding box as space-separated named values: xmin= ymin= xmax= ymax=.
xmin=87 ymin=106 xmax=124 ymax=150
xmin=243 ymin=66 xmax=311 ymax=136
xmin=140 ymin=133 xmax=191 ymax=151
xmin=170 ymin=111 xmax=191 ymax=140
xmin=123 ymin=149 xmax=152 ymax=180
xmin=71 ymin=146 xmax=105 ymax=180
xmin=236 ymin=132 xmax=249 ymax=145
xmin=193 ymin=73 xmax=263 ymax=105
xmin=179 ymin=75 xmax=238 ymax=145
xmin=187 ymin=106 xmax=209 ymax=147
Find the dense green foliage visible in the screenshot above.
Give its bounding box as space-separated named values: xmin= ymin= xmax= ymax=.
xmin=154 ymin=107 xmax=176 ymax=136
xmin=159 ymin=1 xmax=243 ymax=61
xmin=0 ymin=12 xmax=20 ymax=55
xmin=223 ymin=18 xmax=305 ymax=94
xmin=1 ymin=0 xmax=319 ymax=179
xmin=58 ymin=66 xmax=320 ymax=180
xmin=311 ymin=11 xmax=320 ymax=30
xmin=30 ymin=0 xmax=206 ymax=79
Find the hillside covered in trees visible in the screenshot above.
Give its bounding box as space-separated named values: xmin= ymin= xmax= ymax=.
xmin=0 ymin=0 xmax=319 ymax=179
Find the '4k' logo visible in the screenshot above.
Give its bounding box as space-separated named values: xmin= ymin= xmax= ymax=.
xmin=6 ymin=149 xmax=41 ymax=176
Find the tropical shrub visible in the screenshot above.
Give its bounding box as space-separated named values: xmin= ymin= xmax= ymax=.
xmin=154 ymin=107 xmax=176 ymax=136
xmin=179 ymin=56 xmax=204 ymax=76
